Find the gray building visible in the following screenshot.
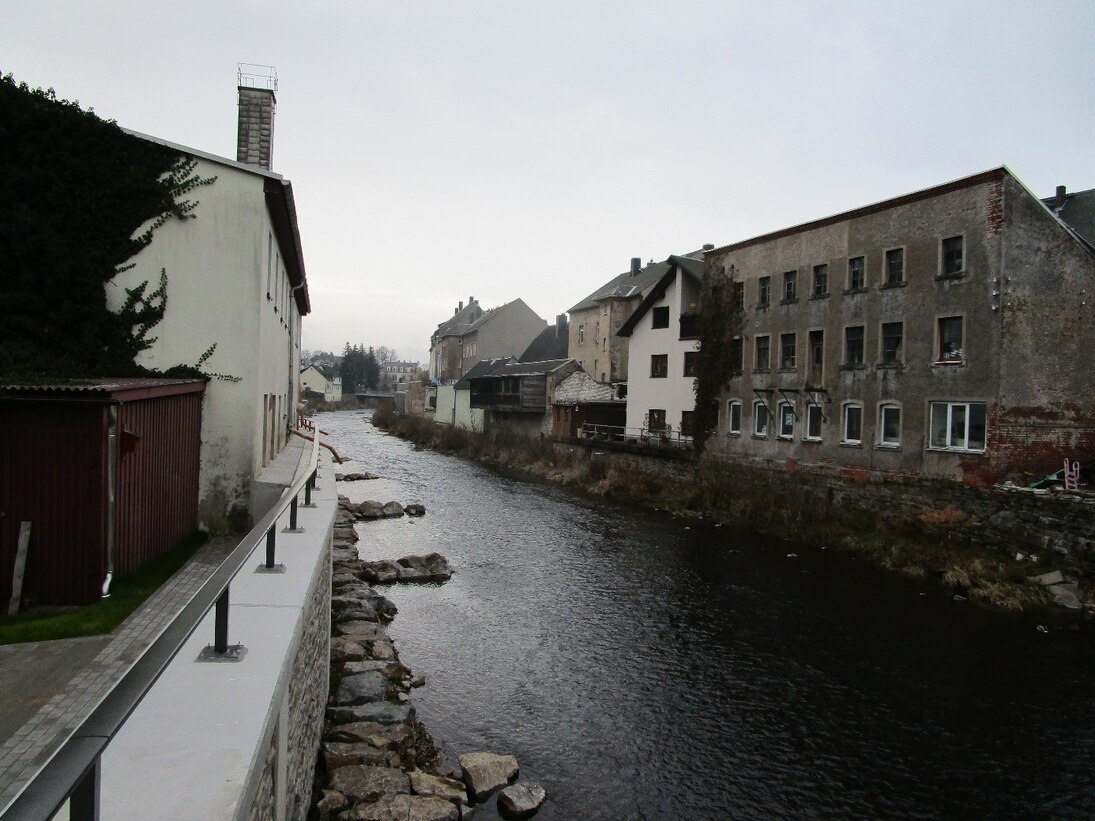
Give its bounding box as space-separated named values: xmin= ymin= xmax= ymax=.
xmin=704 ymin=167 xmax=1094 ymax=485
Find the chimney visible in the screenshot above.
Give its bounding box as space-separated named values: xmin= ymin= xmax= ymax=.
xmin=630 ymin=257 xmax=641 ymax=277
xmin=702 ymin=243 xmax=714 ymax=251
xmin=556 ymin=314 xmax=567 ymax=336
xmin=469 ymin=296 xmax=475 ymax=305
xmin=1055 ymin=185 xmax=1067 ymax=209
xmin=236 ymin=64 xmax=278 ymax=170
xmin=458 ymin=300 xmax=464 ymax=312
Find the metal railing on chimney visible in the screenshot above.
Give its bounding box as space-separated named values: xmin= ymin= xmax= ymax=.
xmin=237 ymin=63 xmax=278 ymax=91
xmin=1 ymin=428 xmax=322 ymax=821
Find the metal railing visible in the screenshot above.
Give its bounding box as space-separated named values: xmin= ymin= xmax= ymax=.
xmin=1 ymin=429 xmax=322 ymax=821
xmin=579 ymin=423 xmax=694 ymax=449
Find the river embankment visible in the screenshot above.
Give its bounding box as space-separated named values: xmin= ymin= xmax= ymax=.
xmin=369 ymin=406 xmax=1093 ymax=616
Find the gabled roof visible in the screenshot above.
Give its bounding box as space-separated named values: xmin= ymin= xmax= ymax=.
xmin=1042 ymin=187 xmax=1095 ymax=253
xmin=617 ymin=255 xmax=704 ymax=338
xmin=567 ymin=261 xmax=672 ymax=314
xmin=434 ymin=301 xmax=486 ymax=339
xmin=519 ymin=322 xmax=569 ymax=362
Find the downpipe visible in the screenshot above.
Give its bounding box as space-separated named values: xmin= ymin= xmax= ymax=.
xmin=102 ymin=404 xmax=118 ymax=599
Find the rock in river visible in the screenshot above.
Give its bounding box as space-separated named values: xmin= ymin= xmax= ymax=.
xmin=498 ymin=781 xmax=547 ymax=819
xmin=459 ymin=751 xmax=519 ymax=800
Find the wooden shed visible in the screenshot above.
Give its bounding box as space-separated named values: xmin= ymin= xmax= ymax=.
xmin=0 ymin=378 xmax=205 ymax=606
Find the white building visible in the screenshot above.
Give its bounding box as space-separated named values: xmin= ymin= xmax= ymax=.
xmin=618 ymin=255 xmax=703 ymax=440
xmin=300 ymin=365 xmax=341 ymax=402
xmin=107 ymin=79 xmax=310 ymax=531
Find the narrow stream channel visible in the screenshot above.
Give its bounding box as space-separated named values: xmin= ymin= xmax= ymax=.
xmin=323 ymin=410 xmax=1095 ymax=819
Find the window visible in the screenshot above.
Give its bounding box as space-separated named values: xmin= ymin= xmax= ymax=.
xmin=879 ymin=404 xmax=901 ymax=446
xmin=930 ymin=401 xmax=987 ymax=451
xmin=727 ymin=400 xmax=742 ymax=434
xmin=842 ymin=403 xmax=862 ymax=444
xmin=942 ymin=236 xmax=964 ymax=275
xmin=780 ymin=333 xmax=797 ymax=369
xmin=753 ymin=400 xmax=769 ymax=437
xmin=732 ymin=282 xmax=744 ymax=309
xmin=938 ymin=316 xmax=963 ymax=362
xmin=844 ymin=326 xmax=864 ymax=365
xmin=681 ymin=411 xmax=695 ymax=436
xmin=758 ymin=276 xmax=771 ymax=306
xmin=813 ymin=264 xmax=828 ymax=297
xmin=648 ymin=408 xmax=666 ymax=432
xmin=652 ymin=306 xmax=670 ymax=329
xmin=602 ymin=337 xmax=607 ymax=351
xmin=755 ymin=335 xmax=770 ymax=371
xmin=808 ymin=330 xmax=824 ymax=379
xmin=881 ymin=321 xmax=903 ymax=364
xmin=848 ymin=256 xmax=865 ymax=290
xmin=578 ymin=324 xmax=585 ymax=344
xmin=885 ymin=248 xmax=904 ymax=285
xmin=650 ymin=354 xmax=668 ymax=378
xmin=783 ymin=270 xmax=797 ymax=302
xmin=778 ymin=402 xmax=795 ymax=439
xmin=805 ymin=404 xmax=823 ymax=440
xmin=683 ymin=351 xmax=698 ymax=377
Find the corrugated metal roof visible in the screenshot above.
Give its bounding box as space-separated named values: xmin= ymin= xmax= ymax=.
xmin=1 ymin=378 xmax=206 ymax=400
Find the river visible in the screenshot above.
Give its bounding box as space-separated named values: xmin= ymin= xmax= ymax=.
xmin=321 ymin=410 xmax=1095 ymax=819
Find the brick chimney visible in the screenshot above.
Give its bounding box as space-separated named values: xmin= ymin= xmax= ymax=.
xmin=237 ymin=64 xmax=277 ymax=170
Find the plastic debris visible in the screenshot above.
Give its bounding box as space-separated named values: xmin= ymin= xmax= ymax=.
xmin=952 ymin=594 xmax=967 ymax=602
xmin=1036 ymin=624 xmax=1049 ymax=634
xmin=786 ymin=552 xmax=798 ymax=558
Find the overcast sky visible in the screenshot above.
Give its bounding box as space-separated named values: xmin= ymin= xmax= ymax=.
xmin=6 ymin=1 xmax=1093 ymax=364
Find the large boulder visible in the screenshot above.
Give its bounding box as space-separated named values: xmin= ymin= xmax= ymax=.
xmin=382 ymin=501 xmax=406 ymax=518
xmin=396 ymin=554 xmax=452 ymax=583
xmin=327 ymin=765 xmax=410 ymax=803
xmin=340 ymin=794 xmax=458 ymax=821
xmin=459 ymin=752 xmax=519 ymax=801
xmin=410 ymin=771 xmax=468 ymax=807
xmin=357 ymin=500 xmax=385 ymax=519
xmin=335 ymin=671 xmax=389 ymax=706
xmin=361 ymin=560 xmax=403 ymax=584
xmin=323 ymin=741 xmax=387 ymax=769
xmin=338 ymin=472 xmax=380 ymax=481
xmin=327 ymin=702 xmax=414 ymax=726
xmin=498 ymin=782 xmax=547 ymax=819
xmin=405 ymin=503 xmax=427 ymax=517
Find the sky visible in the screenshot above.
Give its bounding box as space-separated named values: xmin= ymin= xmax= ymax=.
xmin=5 ymin=1 xmax=1093 ymax=365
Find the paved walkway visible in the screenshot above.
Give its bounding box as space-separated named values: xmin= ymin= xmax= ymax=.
xmin=0 ymin=535 xmax=238 ymax=811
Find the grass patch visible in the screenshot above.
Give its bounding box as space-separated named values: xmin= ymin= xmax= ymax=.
xmin=0 ymin=530 xmax=209 ymax=645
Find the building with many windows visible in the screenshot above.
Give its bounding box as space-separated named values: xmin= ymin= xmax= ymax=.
xmin=703 ymin=167 xmax=1094 ymax=485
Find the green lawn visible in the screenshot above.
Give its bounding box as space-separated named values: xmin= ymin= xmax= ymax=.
xmin=0 ymin=531 xmax=209 ymax=645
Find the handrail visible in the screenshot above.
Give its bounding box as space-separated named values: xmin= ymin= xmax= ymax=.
xmin=1 ymin=427 xmax=322 ymax=821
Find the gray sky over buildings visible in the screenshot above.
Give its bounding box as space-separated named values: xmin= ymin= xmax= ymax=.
xmin=5 ymin=1 xmax=1093 ymax=364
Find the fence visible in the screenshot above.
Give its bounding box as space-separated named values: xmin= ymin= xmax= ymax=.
xmin=579 ymin=422 xmax=694 ymax=450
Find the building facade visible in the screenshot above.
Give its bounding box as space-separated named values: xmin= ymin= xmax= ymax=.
xmin=108 ymin=81 xmax=309 ymax=530
xmin=618 ymin=256 xmax=704 ymax=439
xmin=703 ymin=168 xmax=1094 ymax=485
xmin=429 ymin=297 xmax=547 ymax=383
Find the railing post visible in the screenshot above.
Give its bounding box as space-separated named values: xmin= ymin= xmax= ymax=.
xmin=69 ymin=759 xmax=100 ymax=821
xmin=288 ymin=496 xmax=299 ymax=530
xmin=265 ymin=525 xmax=276 ymax=568
xmin=214 ymin=588 xmax=229 ymax=654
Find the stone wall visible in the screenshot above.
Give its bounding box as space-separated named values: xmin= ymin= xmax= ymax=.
xmin=244 ymin=524 xmax=332 ymax=821
xmin=561 ymin=438 xmax=1094 ymax=569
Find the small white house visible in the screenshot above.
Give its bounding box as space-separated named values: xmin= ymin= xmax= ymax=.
xmin=618 ymin=255 xmax=703 ymax=441
xmin=301 ymin=365 xmax=340 ymax=402
xmin=107 ymin=82 xmax=310 ymax=531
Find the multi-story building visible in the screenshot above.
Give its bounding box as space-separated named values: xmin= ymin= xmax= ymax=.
xmin=617 ymin=255 xmax=704 ymax=438
xmin=378 ymin=361 xmax=421 ymax=393
xmin=567 ymin=257 xmax=678 ymax=385
xmin=703 ymin=167 xmax=1094 ymax=485
xmin=428 ymin=296 xmax=546 ymax=383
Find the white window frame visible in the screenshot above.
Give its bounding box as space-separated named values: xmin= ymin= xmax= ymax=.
xmin=804 ymin=403 xmax=823 ymax=442
xmin=842 ymin=402 xmax=863 ymax=445
xmin=578 ymin=324 xmax=585 ymax=345
xmin=753 ymin=400 xmax=770 ymax=438
xmin=777 ymin=401 xmax=795 ymax=439
xmin=928 ymin=401 xmax=987 ymax=452
xmin=727 ymin=400 xmax=742 ymax=435
xmin=878 ymin=403 xmax=901 ymax=447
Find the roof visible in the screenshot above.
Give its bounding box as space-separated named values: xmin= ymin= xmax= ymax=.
xmin=1 ymin=377 xmax=206 ymax=401
xmin=454 ymin=357 xmax=575 ymax=388
xmin=124 ymin=129 xmax=310 ymax=316
xmin=708 ymin=167 xmax=1011 ymax=256
xmin=1042 ymin=187 xmax=1095 ymax=253
xmin=552 ymin=370 xmax=623 ymax=405
xmin=519 ymin=322 xmax=569 ymax=362
xmin=617 ymin=255 xmax=704 ymax=338
xmin=434 ymin=300 xmax=486 ymax=339
xmin=567 ymin=251 xmax=707 ymax=315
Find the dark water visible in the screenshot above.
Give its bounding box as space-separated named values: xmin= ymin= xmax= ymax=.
xmin=322 ymin=410 xmax=1095 ymax=820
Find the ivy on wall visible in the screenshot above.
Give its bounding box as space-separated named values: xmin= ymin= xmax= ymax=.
xmin=691 ymin=260 xmax=744 ymax=454
xmin=0 ymin=73 xmax=215 ymax=382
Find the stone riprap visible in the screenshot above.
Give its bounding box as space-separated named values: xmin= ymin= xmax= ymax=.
xmin=498 ymin=781 xmax=548 ymax=819
xmin=340 ymin=496 xmax=426 ymax=521
xmin=337 ymin=472 xmax=380 ymax=481
xmin=315 ymin=489 xmax=545 ymax=820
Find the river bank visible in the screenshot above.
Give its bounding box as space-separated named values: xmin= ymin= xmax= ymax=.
xmin=370 ymin=406 xmax=1093 ymax=616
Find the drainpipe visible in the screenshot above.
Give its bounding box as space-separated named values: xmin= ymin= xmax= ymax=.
xmin=102 ymin=404 xmax=118 ymax=598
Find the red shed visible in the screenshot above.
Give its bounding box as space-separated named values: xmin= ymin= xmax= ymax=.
xmin=0 ymin=378 xmax=205 ymax=606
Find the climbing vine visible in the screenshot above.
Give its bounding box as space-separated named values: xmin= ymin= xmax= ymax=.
xmin=691 ymin=258 xmax=744 ymax=454
xmin=0 ymin=73 xmax=216 ymax=382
